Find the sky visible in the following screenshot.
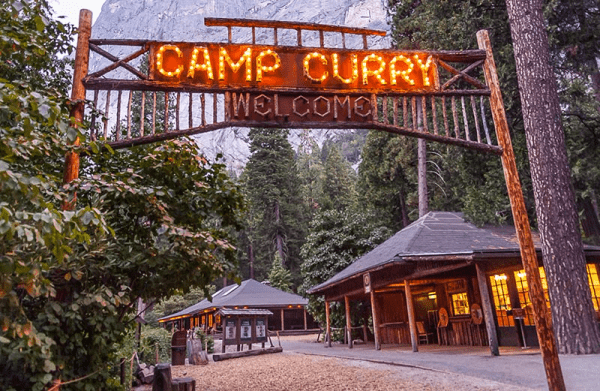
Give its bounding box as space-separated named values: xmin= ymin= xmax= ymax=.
xmin=49 ymin=0 xmax=105 ymax=27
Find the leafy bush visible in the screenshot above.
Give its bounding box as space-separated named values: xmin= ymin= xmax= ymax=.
xmin=195 ymin=328 xmax=215 ymax=354
xmin=141 ymin=327 xmax=171 ymax=365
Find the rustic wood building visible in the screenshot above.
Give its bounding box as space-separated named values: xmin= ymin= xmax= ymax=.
xmin=159 ymin=279 xmax=317 ymax=332
xmin=308 ymin=212 xmax=600 ymax=353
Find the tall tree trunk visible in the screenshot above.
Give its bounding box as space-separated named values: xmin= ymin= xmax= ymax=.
xmin=417 ymin=100 xmax=428 ymax=218
xmin=274 ymin=201 xmax=285 ymax=265
xmin=506 ymin=0 xmax=600 ymax=354
xmin=399 ymin=187 xmax=410 ymax=228
xmin=249 ymin=244 xmax=255 ymax=279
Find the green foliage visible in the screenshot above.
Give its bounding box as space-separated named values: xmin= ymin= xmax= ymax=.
xmin=194 ymin=328 xmax=214 ymax=354
xmin=300 ymin=209 xmax=391 ymax=326
xmin=384 ymin=0 xmax=535 ymax=227
xmin=241 ymin=128 xmax=306 ymax=284
xmin=0 ymin=2 xmax=245 ymax=390
xmin=321 ymin=146 xmax=357 ymax=211
xmin=140 ymin=327 xmax=171 ymax=365
xmin=267 ymin=253 xmax=293 ymax=293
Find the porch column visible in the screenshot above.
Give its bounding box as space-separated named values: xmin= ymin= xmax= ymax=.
xmin=345 ymin=296 xmax=353 ymax=348
xmin=280 ymin=308 xmax=285 ymax=331
xmin=303 ymin=308 xmax=307 ymax=330
xmin=370 ymin=291 xmax=381 ymax=350
xmin=476 ymin=263 xmax=500 ymax=356
xmin=325 ymin=300 xmax=332 ymax=347
xmin=405 ymin=279 xmax=419 ymax=352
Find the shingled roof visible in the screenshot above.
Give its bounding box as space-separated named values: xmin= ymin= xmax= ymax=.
xmin=159 ymin=279 xmax=308 ymax=322
xmin=308 ymin=211 xmax=536 ymax=294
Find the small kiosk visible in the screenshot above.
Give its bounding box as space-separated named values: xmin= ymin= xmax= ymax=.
xmin=217 ymin=308 xmax=272 ymax=353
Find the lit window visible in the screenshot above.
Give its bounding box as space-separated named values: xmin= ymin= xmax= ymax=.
xmin=451 ymin=292 xmax=469 ymax=315
xmin=587 ymin=264 xmax=600 ymax=311
xmin=489 ymin=274 xmax=514 ymax=327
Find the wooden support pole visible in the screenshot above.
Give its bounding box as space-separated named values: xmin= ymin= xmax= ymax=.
xmin=280 ymin=308 xmax=285 ymax=331
xmin=405 ymin=280 xmax=419 ymax=352
xmin=325 ymin=300 xmax=332 ymax=347
xmin=345 ymin=296 xmax=353 ymax=349
xmin=62 ymin=9 xmax=92 ymax=209
xmin=475 ymin=263 xmax=499 ymax=356
xmin=370 ymin=291 xmax=381 ymax=350
xmin=303 ymin=308 xmax=307 ymax=330
xmin=477 ymin=29 xmax=565 ymax=391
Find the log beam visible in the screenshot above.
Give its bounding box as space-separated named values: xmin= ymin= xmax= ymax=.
xmin=405 ymin=280 xmax=419 ymax=352
xmin=345 ymin=296 xmax=353 ymax=348
xmin=475 ymin=263 xmax=499 ymax=356
xmin=370 ymin=291 xmax=381 ymax=350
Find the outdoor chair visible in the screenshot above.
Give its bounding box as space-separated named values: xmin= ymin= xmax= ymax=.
xmin=416 ymin=321 xmax=433 ymax=344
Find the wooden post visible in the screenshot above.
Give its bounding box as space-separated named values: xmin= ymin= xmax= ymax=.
xmin=280 ymin=308 xmax=285 ymax=331
xmin=303 ymin=308 xmax=307 ymax=330
xmin=62 ymin=9 xmax=92 ymax=209
xmin=370 ymin=291 xmax=381 ymax=350
xmin=475 ymin=263 xmax=500 ymax=356
xmin=405 ymin=280 xmax=419 ymax=352
xmin=325 ymin=300 xmax=332 ymax=347
xmin=477 ymin=30 xmax=565 ymax=391
xmin=345 ymin=296 xmax=353 ymax=348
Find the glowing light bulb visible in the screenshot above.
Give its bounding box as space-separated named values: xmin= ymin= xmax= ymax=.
xmin=361 ymin=54 xmax=386 ymax=85
xmin=390 ymin=55 xmax=415 ymax=86
xmin=332 ymin=53 xmax=358 ymax=84
xmin=219 ymin=47 xmax=252 ymax=81
xmin=303 ymin=52 xmax=328 ymax=83
xmin=156 ymin=45 xmax=183 ymax=77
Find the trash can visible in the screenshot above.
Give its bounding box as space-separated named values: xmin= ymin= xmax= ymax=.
xmin=171 ymin=330 xmax=187 ymax=366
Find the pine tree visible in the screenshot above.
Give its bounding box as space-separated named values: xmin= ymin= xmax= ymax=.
xmin=267 ymin=254 xmax=293 ymax=292
xmin=241 ymin=128 xmax=306 ymax=284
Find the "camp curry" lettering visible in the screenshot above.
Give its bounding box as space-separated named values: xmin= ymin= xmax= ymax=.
xmin=150 ymin=43 xmax=438 ymax=92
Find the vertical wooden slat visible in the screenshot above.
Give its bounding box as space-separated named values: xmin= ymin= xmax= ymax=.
xmin=228 ymin=26 xmax=232 ymax=43
xmin=471 ymin=96 xmax=482 ymax=143
xmin=362 ymin=34 xmax=368 ymax=49
xmin=140 ymin=92 xmax=145 ymax=137
xmin=405 ymin=280 xmax=418 ymax=352
xmin=274 ymin=28 xmax=278 ymax=46
xmin=431 ymin=96 xmax=439 ymax=135
xmin=421 ymin=95 xmax=428 ymax=133
xmin=90 ymin=89 xmax=98 ymax=141
xmin=213 ymin=93 xmax=218 ymax=123
xmin=115 ymin=90 xmax=122 ymax=140
xmin=296 ymin=28 xmax=301 ymax=46
xmin=345 ymin=296 xmax=353 ymax=349
xmin=201 ymin=93 xmax=206 ymax=126
xmin=382 ymin=96 xmax=388 ymax=125
xmin=319 ymin=30 xmax=324 ymax=48
xmin=403 ymin=97 xmax=408 ymax=128
xmin=342 ymin=32 xmax=346 ymax=49
xmin=393 ymin=96 xmax=398 ymax=126
xmin=103 ymin=90 xmax=111 ymax=139
xmin=252 ymin=27 xmax=256 ymax=44
xmin=480 ymin=96 xmax=492 ymax=144
xmin=152 ymin=92 xmax=156 ymax=135
xmin=451 ymin=96 xmax=459 ymax=138
xmin=475 ymin=263 xmax=499 ymax=356
xmin=411 ymin=96 xmax=417 ymax=130
xmin=189 ymin=93 xmax=193 ymax=129
xmin=461 ymin=96 xmax=470 ymax=141
xmin=176 ymin=92 xmax=180 ymax=130
xmin=164 ymin=92 xmax=169 ymax=132
xmin=225 ymin=92 xmax=231 ymax=122
xmin=371 ymin=94 xmax=378 ymax=123
xmin=442 ymin=96 xmax=449 ymax=136
xmin=127 ymin=90 xmax=132 ymax=139
xmin=477 ymin=29 xmax=564 ymax=391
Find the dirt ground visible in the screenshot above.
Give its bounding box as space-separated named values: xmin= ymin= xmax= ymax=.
xmin=136 ymin=336 xmax=532 ymax=391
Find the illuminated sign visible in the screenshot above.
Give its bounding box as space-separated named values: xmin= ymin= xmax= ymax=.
xmin=150 ymin=43 xmax=438 ymax=93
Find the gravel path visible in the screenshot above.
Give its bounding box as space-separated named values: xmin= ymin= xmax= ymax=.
xmin=167 ymin=340 xmax=532 ymax=391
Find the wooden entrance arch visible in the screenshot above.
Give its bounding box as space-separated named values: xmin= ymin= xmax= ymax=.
xmin=65 ymin=9 xmax=564 ymax=390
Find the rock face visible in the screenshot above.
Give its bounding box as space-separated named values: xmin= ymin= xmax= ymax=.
xmin=89 ymin=0 xmax=391 ymax=166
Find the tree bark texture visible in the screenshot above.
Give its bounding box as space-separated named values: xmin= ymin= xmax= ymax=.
xmin=505 ymin=0 xmax=600 ymax=354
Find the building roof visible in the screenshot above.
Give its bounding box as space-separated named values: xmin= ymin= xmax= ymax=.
xmin=308 ymin=211 xmax=600 ymax=294
xmin=159 ymin=279 xmax=308 ymax=322
xmin=216 ymin=308 xmax=273 ymax=317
